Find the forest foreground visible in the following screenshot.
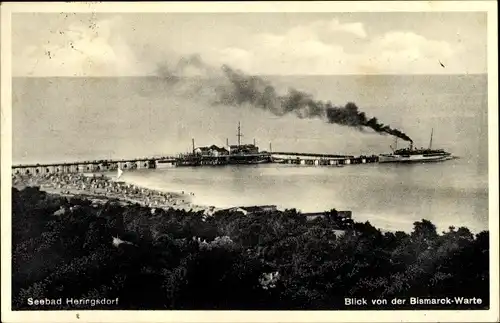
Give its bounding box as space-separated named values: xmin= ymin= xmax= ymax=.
xmin=11 ymin=186 xmax=489 ymax=310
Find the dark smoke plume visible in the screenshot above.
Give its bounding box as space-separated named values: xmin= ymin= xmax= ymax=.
xmin=154 ymin=56 xmax=412 ymax=142
xmin=217 ymin=65 xmax=413 ymax=142
xmin=156 ymin=54 xmax=218 ymax=82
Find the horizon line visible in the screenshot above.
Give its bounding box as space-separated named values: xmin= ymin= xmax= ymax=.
xmin=12 ymin=73 xmax=488 ymax=78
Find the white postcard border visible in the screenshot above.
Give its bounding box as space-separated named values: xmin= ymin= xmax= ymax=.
xmin=1 ymin=2 xmax=498 ymax=323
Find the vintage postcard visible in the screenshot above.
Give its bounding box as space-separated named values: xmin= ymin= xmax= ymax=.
xmin=1 ymin=1 xmax=498 ymax=322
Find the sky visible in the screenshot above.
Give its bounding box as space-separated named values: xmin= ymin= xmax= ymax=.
xmin=11 ymin=11 xmax=488 ymax=76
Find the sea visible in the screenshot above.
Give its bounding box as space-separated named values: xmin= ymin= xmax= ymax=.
xmin=12 ymin=74 xmax=489 ymax=233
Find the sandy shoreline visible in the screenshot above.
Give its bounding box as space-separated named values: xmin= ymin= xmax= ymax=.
xmin=12 ymin=172 xmax=221 ymax=215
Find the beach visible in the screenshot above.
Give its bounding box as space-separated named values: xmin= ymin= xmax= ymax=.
xmin=11 ymin=172 xmax=219 ymax=215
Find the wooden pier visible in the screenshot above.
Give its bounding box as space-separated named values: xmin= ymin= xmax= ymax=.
xmin=11 ymin=157 xmax=175 ymax=176
xmin=270 ymin=152 xmax=379 ymax=166
xmin=12 ymin=153 xmax=379 ymax=175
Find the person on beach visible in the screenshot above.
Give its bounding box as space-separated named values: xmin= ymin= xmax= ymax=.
xmin=15 ymin=171 xmax=213 ymax=216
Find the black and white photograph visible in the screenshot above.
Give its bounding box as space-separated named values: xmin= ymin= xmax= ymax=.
xmin=1 ymin=1 xmax=498 ymax=322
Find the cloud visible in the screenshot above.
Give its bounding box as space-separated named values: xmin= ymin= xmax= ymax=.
xmin=14 ymin=16 xmax=145 ymax=77
xmin=205 ymin=27 xmax=465 ymax=75
xmin=288 ymin=18 xmax=368 ymax=40
xmin=327 ymin=20 xmax=367 ymax=38
xmin=12 ymin=14 xmax=482 ymax=76
xmin=372 ymin=31 xmax=456 ymax=58
xmin=178 ymin=18 xmax=368 ymax=75
xmin=217 ymin=47 xmax=254 ymax=72
xmin=356 ymin=31 xmax=461 ymax=74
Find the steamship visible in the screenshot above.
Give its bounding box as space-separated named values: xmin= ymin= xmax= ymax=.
xmin=183 ymin=122 xmax=272 ymax=166
xmin=378 ymin=129 xmax=453 ymax=163
xmin=227 ymin=122 xmax=272 ymax=165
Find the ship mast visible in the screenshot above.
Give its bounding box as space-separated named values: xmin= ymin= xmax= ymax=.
xmin=390 ymin=137 xmax=398 ymax=152
xmin=429 ymin=128 xmax=434 ymax=150
xmin=237 ymin=121 xmax=243 ymax=147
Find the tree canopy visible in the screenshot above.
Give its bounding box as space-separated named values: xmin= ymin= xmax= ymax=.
xmin=12 ymin=187 xmax=489 ymax=310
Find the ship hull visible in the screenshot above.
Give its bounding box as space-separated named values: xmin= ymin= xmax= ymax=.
xmin=378 ymin=153 xmax=453 ymax=163
xmin=228 ymin=154 xmax=272 ymax=165
xmin=176 ymin=154 xmax=272 ymax=166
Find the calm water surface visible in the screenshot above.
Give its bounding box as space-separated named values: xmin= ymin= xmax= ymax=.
xmin=121 ymin=158 xmax=488 ymax=233
xmin=13 ymin=74 xmax=490 ymax=233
